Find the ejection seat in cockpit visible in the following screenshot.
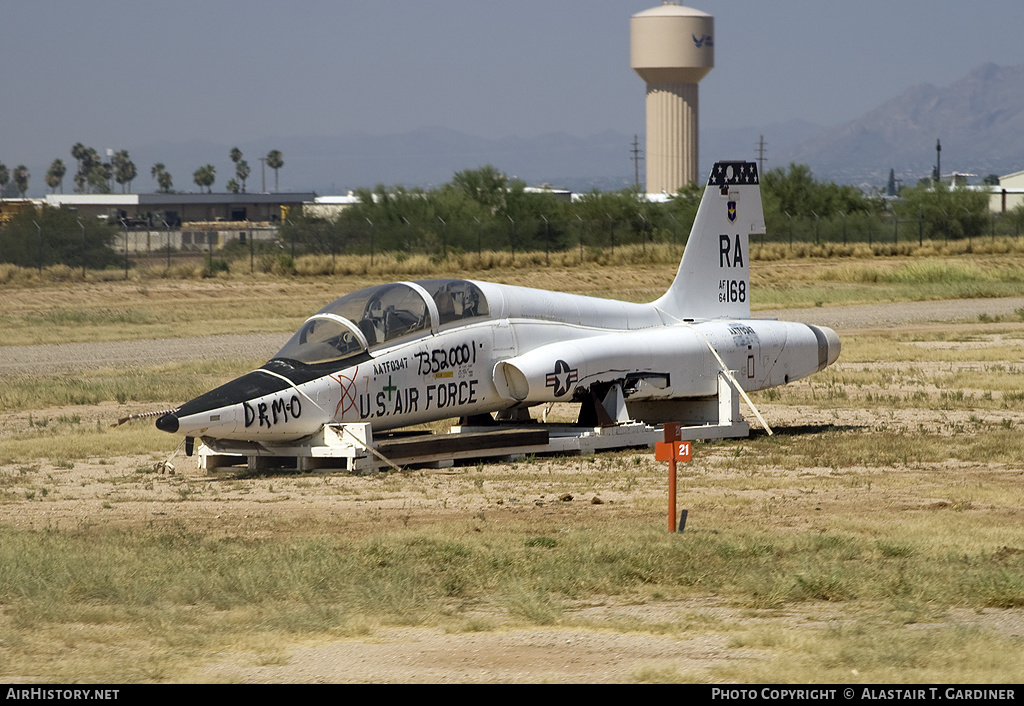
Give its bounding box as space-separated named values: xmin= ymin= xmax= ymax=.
xmin=357 ymin=317 xmax=377 ymax=346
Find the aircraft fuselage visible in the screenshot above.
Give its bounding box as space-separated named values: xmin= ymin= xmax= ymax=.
xmin=157 ymin=284 xmax=838 ymax=442
xmin=155 ymin=161 xmax=842 ymax=447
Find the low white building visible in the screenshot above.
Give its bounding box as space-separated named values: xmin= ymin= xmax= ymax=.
xmin=43 ymin=192 xmax=316 ymax=225
xmin=991 ymin=170 xmax=1024 ymax=213
xmin=303 ymin=194 xmax=364 ymax=221
xmin=39 ymin=192 xmax=314 ymax=253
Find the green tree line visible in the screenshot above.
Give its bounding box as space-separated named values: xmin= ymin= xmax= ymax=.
xmin=281 ymin=163 xmax=1011 ymax=258
xmin=761 ymin=163 xmax=1000 ymax=244
xmin=281 ymin=165 xmax=703 ymax=257
xmin=2 ymin=162 xmax=1018 ymax=270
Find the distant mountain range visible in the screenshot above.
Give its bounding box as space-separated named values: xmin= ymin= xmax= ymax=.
xmin=772 ymin=62 xmax=1024 ymax=188
xmin=21 ymin=62 xmax=1024 ymax=197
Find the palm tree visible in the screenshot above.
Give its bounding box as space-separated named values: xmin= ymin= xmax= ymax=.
xmin=13 ymin=165 xmax=30 ymax=197
xmin=151 ymin=163 xmax=173 ymax=193
xmin=72 ymin=146 xmax=101 ymax=193
xmin=230 ymin=147 xmax=243 ymax=165
xmin=87 ymin=161 xmax=112 ymax=194
xmin=266 ymin=150 xmax=284 ymax=191
xmin=70 ymin=143 xmax=86 ymax=192
xmin=193 ymin=164 xmax=216 ymax=193
xmin=235 ymin=159 xmax=250 ymax=193
xmin=46 ymin=159 xmax=66 ymax=193
xmin=0 ymin=162 xmax=9 ymax=197
xmin=112 ymin=150 xmax=137 ymax=193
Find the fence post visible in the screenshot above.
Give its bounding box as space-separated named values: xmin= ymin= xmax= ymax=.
xmin=78 ymin=219 xmax=86 ymax=278
xmin=367 ymin=218 xmax=375 ymax=266
xmin=402 ymin=217 xmax=411 ymax=254
xmin=32 ymin=220 xmax=42 ymax=273
xmin=163 ymin=220 xmax=171 ymax=268
xmin=576 ymin=214 xmax=584 ymax=264
xmin=542 ymin=215 xmax=550 ymax=266
xmin=122 ymin=219 xmax=129 ymax=279
xmin=508 ymin=215 xmax=515 ymax=264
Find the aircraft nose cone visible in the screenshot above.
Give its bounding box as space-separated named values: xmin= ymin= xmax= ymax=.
xmin=155 ymin=412 xmax=180 ymax=434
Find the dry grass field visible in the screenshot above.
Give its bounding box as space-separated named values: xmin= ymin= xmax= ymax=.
xmin=1 ymin=250 xmax=1023 ymax=683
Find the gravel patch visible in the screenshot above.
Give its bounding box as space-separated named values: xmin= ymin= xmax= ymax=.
xmin=0 ymin=333 xmax=289 ymax=378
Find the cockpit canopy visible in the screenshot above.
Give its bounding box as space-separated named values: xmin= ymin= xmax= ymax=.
xmin=273 ymin=279 xmax=489 ymax=366
xmin=419 ymin=278 xmax=488 ymax=326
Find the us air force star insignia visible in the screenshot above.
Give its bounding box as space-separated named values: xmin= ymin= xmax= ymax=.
xmin=728 ymin=201 xmax=737 ymax=222
xmin=545 ymin=359 xmax=578 ymax=397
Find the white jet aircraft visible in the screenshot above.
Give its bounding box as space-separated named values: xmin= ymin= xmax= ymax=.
xmin=156 ymin=161 xmax=840 ymax=445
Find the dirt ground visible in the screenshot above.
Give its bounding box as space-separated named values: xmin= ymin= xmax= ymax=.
xmin=3 ymin=297 xmax=1024 ymax=682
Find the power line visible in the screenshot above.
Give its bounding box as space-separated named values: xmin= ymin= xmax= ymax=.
xmin=631 ymin=134 xmax=644 ymax=191
xmin=753 ymin=135 xmax=770 ymax=175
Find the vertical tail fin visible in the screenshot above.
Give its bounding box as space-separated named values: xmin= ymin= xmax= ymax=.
xmin=653 ymin=161 xmax=765 ymax=320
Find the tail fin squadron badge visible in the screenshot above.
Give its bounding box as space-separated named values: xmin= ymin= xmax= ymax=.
xmin=728 ymin=201 xmax=737 ymax=222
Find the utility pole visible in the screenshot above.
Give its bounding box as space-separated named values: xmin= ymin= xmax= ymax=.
xmin=631 ymin=135 xmax=644 ymax=191
xmin=756 ymin=135 xmax=767 ymax=175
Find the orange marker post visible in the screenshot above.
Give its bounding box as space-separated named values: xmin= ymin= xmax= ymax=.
xmin=655 ymin=422 xmax=691 ymax=532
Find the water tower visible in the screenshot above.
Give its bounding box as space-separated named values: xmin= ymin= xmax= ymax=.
xmin=631 ymin=3 xmax=714 ymax=193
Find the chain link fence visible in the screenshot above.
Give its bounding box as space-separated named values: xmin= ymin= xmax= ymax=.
xmin=7 ymin=207 xmax=1024 ymax=277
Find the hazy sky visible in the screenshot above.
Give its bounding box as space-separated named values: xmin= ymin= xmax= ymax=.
xmin=4 ymin=0 xmax=1024 ymax=181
